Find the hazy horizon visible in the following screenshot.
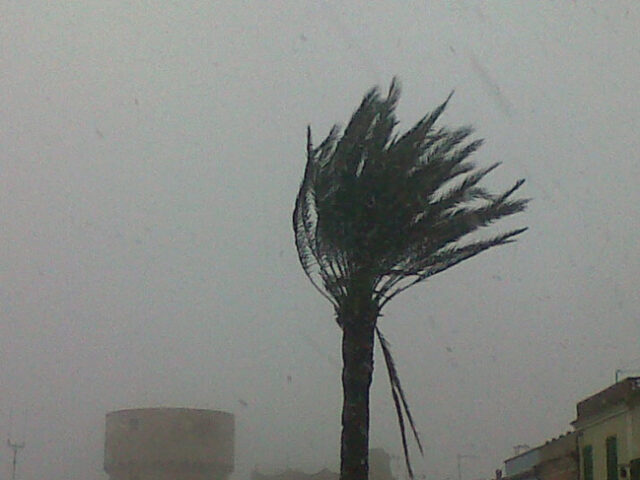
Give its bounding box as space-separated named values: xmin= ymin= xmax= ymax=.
xmin=2 ymin=2 xmax=639 ymax=479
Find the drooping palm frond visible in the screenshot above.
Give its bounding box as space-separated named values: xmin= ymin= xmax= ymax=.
xmin=376 ymin=327 xmax=423 ymax=479
xmin=293 ymin=77 xmax=528 ymax=478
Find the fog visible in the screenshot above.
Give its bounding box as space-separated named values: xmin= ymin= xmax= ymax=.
xmin=1 ymin=2 xmax=639 ymax=479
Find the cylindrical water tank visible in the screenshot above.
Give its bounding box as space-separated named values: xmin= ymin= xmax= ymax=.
xmin=104 ymin=408 xmax=234 ymax=480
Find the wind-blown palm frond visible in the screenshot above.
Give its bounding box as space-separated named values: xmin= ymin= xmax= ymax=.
xmin=293 ymin=77 xmax=528 ymax=480
xmin=376 ymin=327 xmax=423 ymax=478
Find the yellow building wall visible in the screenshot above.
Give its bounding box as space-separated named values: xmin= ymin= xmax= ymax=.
xmin=578 ymin=405 xmax=640 ymax=480
xmin=632 ymin=406 xmax=640 ymax=461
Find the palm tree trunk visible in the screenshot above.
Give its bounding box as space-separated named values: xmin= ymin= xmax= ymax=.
xmin=340 ymin=313 xmax=376 ymax=480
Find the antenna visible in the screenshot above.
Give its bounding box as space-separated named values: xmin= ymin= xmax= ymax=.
xmin=7 ymin=437 xmax=25 ymax=480
xmin=7 ymin=406 xmax=27 ymax=480
xmin=456 ymin=453 xmax=477 ymax=480
xmin=615 ymin=356 xmax=640 ymax=383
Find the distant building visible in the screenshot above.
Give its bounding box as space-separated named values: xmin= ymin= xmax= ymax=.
xmin=571 ymin=377 xmax=640 ymax=480
xmin=369 ymin=448 xmax=395 ymax=480
xmin=504 ymin=444 xmax=540 ymax=480
xmin=104 ymin=407 xmax=234 ymax=480
xmin=537 ymin=432 xmax=578 ymax=480
xmin=503 ymin=433 xmax=577 ymax=480
xmin=251 ymin=448 xmax=395 ymax=480
xmin=252 ymin=467 xmax=338 ymax=480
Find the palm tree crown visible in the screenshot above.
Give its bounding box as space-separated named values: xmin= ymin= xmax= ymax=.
xmin=293 ymin=78 xmax=528 ymax=479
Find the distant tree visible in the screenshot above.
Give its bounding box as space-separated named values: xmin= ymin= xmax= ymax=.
xmin=293 ymin=79 xmax=528 ymax=480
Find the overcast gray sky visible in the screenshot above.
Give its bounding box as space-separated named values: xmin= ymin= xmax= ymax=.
xmin=1 ymin=1 xmax=639 ymax=479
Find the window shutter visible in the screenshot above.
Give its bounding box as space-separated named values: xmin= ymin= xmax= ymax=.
xmin=583 ymin=445 xmax=594 ymax=480
xmin=606 ymin=436 xmax=618 ymax=480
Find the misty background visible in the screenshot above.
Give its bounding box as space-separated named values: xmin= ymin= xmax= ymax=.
xmin=1 ymin=1 xmax=639 ymax=479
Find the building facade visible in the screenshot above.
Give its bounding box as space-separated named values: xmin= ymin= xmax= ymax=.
xmin=499 ymin=377 xmax=640 ymax=480
xmin=572 ymin=377 xmax=640 ymax=480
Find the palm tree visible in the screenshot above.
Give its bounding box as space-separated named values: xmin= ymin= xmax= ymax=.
xmin=293 ymin=79 xmax=528 ymax=480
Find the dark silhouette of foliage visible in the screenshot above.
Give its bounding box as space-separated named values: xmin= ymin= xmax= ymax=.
xmin=293 ymin=78 xmax=528 ymax=480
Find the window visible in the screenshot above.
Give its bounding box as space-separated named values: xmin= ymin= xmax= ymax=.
xmin=607 ymin=436 xmax=618 ymax=480
xmin=583 ymin=445 xmax=593 ymax=480
xmin=630 ymin=458 xmax=640 ymax=480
